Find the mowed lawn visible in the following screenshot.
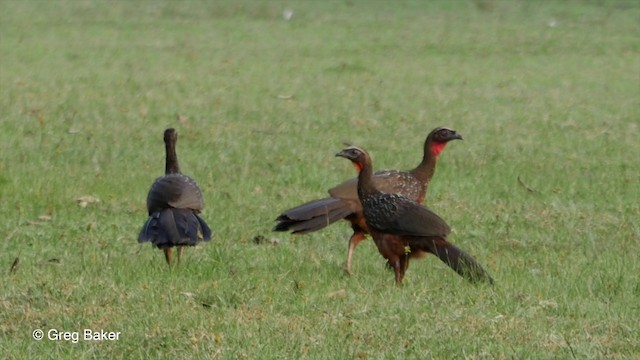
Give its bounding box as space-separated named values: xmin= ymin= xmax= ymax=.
xmin=1 ymin=0 xmax=638 ymax=358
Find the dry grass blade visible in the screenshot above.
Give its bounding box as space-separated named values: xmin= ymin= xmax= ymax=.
xmin=517 ymin=175 xmax=538 ymax=193
xmin=9 ymin=257 xmax=19 ymax=275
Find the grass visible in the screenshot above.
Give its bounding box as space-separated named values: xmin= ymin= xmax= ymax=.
xmin=1 ymin=0 xmax=639 ymax=358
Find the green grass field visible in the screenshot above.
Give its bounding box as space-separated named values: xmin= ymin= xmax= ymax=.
xmin=1 ymin=0 xmax=639 ymax=358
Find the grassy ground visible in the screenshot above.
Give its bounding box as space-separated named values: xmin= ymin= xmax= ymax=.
xmin=1 ymin=0 xmax=639 ymax=358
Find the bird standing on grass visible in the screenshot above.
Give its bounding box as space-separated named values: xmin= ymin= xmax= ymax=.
xmin=138 ymin=128 xmax=212 ymax=265
xmin=336 ymin=146 xmax=493 ymax=285
xmin=274 ymin=127 xmax=463 ymax=274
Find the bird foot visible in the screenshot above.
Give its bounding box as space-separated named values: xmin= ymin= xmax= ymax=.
xmin=343 ymin=266 xmax=353 ymax=276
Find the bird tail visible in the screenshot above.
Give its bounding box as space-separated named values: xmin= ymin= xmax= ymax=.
xmin=273 ymin=197 xmax=354 ymax=234
xmin=418 ymin=237 xmax=494 ymax=284
xmin=138 ymin=208 xmax=212 ymax=248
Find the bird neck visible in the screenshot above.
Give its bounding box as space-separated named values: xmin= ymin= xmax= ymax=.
xmin=411 ymin=140 xmax=444 ymax=183
xmin=165 ymin=140 xmax=181 ymax=174
xmin=357 ymin=156 xmax=381 ymax=199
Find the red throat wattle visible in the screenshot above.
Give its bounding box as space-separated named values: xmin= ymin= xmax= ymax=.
xmin=352 ymin=162 xmax=363 ymax=173
xmin=431 ymin=142 xmax=447 ymax=156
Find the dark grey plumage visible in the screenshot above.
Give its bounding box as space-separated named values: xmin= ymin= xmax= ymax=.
xmin=138 ymin=128 xmax=212 ymax=264
xmin=139 ymin=174 xmax=212 ymax=248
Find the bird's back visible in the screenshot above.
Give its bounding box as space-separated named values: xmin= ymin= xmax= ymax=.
xmin=328 ymin=170 xmax=424 ymax=203
xmin=361 ymin=193 xmax=450 ymax=238
xmin=146 ymin=173 xmax=205 ymax=214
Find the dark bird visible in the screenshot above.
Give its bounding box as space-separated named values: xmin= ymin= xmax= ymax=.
xmin=138 ymin=128 xmax=212 ymax=265
xmin=336 ymin=146 xmax=493 ymax=285
xmin=274 ymin=127 xmax=462 ymax=274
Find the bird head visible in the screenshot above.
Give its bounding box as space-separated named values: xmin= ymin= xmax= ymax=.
xmin=427 ymin=127 xmax=463 ymax=156
xmin=336 ymin=146 xmax=368 ymax=173
xmin=164 ymin=128 xmax=178 ymax=143
xmin=429 ymin=127 xmax=463 ymax=142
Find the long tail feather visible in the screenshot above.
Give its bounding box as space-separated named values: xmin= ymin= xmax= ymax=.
xmin=139 ymin=208 xmax=212 ymax=248
xmin=420 ymin=237 xmax=494 ymax=284
xmin=195 ymin=214 xmax=213 ymax=240
xmin=274 ymin=198 xmax=353 ymax=233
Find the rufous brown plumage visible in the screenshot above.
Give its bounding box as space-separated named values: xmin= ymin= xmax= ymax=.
xmin=274 ymin=127 xmax=462 ymax=274
xmin=336 ymin=146 xmax=493 ymax=285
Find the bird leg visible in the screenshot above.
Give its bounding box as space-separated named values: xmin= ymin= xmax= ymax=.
xmin=163 ymin=248 xmax=173 ymax=266
xmin=345 ymin=231 xmax=366 ymax=275
xmin=177 ymin=246 xmax=185 ymax=265
xmin=395 ymin=255 xmax=410 ymax=285
xmin=400 ymin=255 xmax=410 ymax=274
xmin=388 ymin=258 xmax=404 ymax=285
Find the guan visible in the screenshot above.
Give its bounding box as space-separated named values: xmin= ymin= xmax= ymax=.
xmin=274 ymin=127 xmax=462 ymax=274
xmin=336 ymin=146 xmax=494 ymax=285
xmin=138 ymin=128 xmax=212 ymax=265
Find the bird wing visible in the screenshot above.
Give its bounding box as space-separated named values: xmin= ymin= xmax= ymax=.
xmin=327 ymin=176 xmax=357 ymax=199
xmin=146 ymin=174 xmax=205 ymax=213
xmin=364 ymin=194 xmax=451 ymax=237
xmin=328 ymin=170 xmax=421 ymax=200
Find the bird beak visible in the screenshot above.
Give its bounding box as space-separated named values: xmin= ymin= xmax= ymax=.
xmin=453 ymin=133 xmax=463 ymax=140
xmin=335 ymin=149 xmax=354 ymax=160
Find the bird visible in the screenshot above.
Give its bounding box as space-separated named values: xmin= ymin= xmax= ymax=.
xmin=138 ymin=128 xmax=212 ymax=265
xmin=336 ymin=145 xmax=493 ymax=285
xmin=274 ymin=127 xmax=463 ymax=274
